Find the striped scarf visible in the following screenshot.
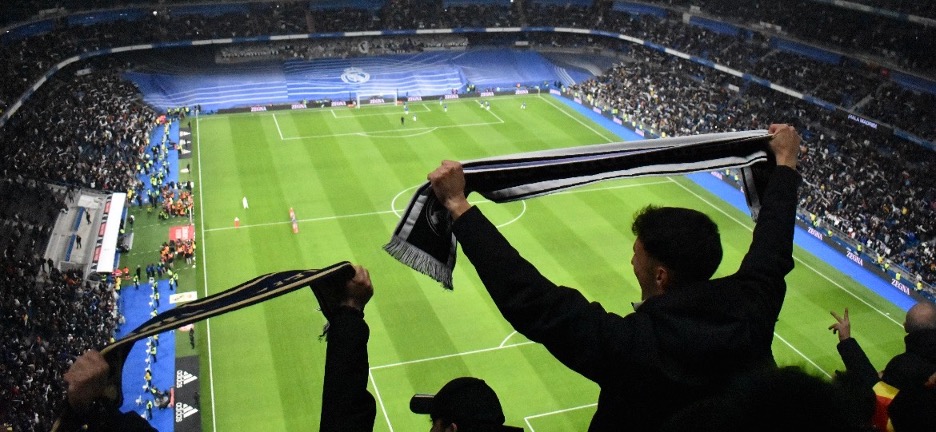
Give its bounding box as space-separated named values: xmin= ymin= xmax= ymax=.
xmin=52 ymin=262 xmax=355 ymax=431
xmin=384 ymin=130 xmax=775 ymax=288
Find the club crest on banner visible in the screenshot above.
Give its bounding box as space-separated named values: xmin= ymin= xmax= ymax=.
xmin=341 ymin=67 xmax=370 ymax=84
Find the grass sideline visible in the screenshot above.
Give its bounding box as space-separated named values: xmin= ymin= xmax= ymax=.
xmin=125 ymin=95 xmax=907 ymax=432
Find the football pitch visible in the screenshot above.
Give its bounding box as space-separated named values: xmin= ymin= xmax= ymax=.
xmin=186 ymin=95 xmax=907 ymax=431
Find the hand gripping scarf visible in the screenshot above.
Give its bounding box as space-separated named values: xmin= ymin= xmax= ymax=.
xmin=51 ymin=261 xmax=356 ymax=431
xmin=384 ymin=130 xmax=775 ymax=288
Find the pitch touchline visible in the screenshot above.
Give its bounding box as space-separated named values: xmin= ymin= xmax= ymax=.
xmin=195 ymin=113 xmax=220 ymax=432
xmin=775 ymin=332 xmax=831 ymax=378
xmin=538 ymin=94 xmax=617 ymax=142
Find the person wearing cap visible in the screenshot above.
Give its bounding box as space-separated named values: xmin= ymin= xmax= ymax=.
xmin=410 ymin=377 xmax=522 ymax=431
xmin=426 ymin=124 xmax=802 ymax=430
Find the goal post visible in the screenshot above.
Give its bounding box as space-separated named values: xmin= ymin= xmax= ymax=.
xmin=355 ymin=90 xmax=399 ymax=109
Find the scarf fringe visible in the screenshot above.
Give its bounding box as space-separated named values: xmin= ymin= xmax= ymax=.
xmin=383 ymin=236 xmax=454 ymax=289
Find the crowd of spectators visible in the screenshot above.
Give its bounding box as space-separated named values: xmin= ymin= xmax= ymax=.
xmin=0 ymin=55 xmax=155 ymax=429
xmin=218 ymin=35 xmax=467 ymax=63
xmin=654 ymin=0 xmax=936 ymax=73
xmin=0 ymin=180 xmax=63 ymax=261
xmin=0 ymin=180 xmax=119 ymax=431
xmin=0 ymin=1 xmax=935 ymax=429
xmin=0 ymin=57 xmax=155 ymax=192
xmin=1 ymin=1 xmax=934 ymax=138
xmin=569 ymin=41 xmax=936 ymax=287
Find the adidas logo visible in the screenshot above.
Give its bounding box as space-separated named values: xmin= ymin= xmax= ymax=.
xmin=176 ymin=370 xmax=198 ymax=387
xmin=175 ymin=403 xmax=199 ymax=422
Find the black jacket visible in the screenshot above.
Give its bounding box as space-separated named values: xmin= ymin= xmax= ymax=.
xmin=453 ymin=166 xmax=801 ymax=431
xmin=838 ymin=328 xmax=936 ymax=391
xmin=55 ymin=404 xmax=157 ymax=432
xmin=320 ymin=306 xmax=376 ymax=432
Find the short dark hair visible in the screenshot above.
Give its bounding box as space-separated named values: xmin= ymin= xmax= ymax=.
xmin=631 ymin=205 xmax=722 ymax=283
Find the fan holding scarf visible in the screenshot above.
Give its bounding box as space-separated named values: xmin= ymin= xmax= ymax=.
xmin=424 ymin=123 xmax=803 ymax=431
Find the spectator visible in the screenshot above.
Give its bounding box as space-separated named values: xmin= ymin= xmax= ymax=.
xmin=425 ymin=124 xmax=801 ymax=430
xmin=410 ymin=377 xmax=523 ymax=432
xmin=829 ymin=303 xmax=936 ymax=431
xmin=829 ymin=303 xmax=936 ymax=391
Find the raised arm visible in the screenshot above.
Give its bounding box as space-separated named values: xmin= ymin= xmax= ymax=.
xmin=830 ymin=308 xmax=881 ymax=389
xmin=735 ymin=124 xmax=802 ymax=315
xmin=430 ymin=161 xmax=630 ymax=383
xmin=320 ymin=265 xmax=376 ymax=432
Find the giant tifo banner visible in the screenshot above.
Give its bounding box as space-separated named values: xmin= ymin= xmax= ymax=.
xmin=173 ymin=355 xmax=202 ymax=432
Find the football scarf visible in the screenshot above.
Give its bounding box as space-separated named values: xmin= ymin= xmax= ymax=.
xmin=384 ymin=130 xmax=775 ymax=288
xmin=52 ymin=261 xmax=356 ymax=431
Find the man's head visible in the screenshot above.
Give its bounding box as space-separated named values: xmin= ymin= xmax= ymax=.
xmin=631 ymin=206 xmax=722 ymax=299
xmin=904 ymin=301 xmax=936 ymax=334
xmin=410 ymin=377 xmax=521 ymax=432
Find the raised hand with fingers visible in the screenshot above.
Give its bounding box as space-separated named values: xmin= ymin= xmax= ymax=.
xmin=829 ymin=308 xmax=851 ymax=341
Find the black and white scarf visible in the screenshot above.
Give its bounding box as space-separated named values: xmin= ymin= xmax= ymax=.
xmin=384 ymin=130 xmax=775 ymax=288
xmin=52 ymin=262 xmax=355 ymax=431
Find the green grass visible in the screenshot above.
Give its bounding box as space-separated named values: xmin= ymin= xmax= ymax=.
xmin=168 ymin=95 xmax=906 ymax=431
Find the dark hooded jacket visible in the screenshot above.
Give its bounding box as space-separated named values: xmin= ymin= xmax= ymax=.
xmin=453 ymin=166 xmax=801 ymax=431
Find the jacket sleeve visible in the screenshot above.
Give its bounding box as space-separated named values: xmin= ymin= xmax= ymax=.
xmin=453 ymin=206 xmax=635 ymax=383
xmin=836 ymin=337 xmax=881 ymax=389
xmin=320 ymin=307 xmax=376 ymax=432
xmin=735 ymin=166 xmax=801 ymax=317
xmin=56 ymin=403 xmax=158 ymax=432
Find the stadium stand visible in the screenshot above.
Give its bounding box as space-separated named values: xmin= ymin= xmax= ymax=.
xmin=0 ymin=1 xmax=934 ymax=430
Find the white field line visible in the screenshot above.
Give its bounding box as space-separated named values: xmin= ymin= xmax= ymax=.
xmin=537 ymin=94 xmax=617 ymax=142
xmin=524 ymin=403 xmax=598 ymax=432
xmin=195 ymin=112 xmax=219 ymax=432
xmin=775 ymin=332 xmax=832 ymax=378
xmin=271 ymin=113 xmax=285 ymax=140
xmin=370 ymin=370 xmax=395 ymax=432
xmin=370 ymin=341 xmax=537 ymax=371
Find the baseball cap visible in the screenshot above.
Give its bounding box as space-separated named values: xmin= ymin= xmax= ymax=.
xmin=410 ymin=377 xmax=523 ymax=431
